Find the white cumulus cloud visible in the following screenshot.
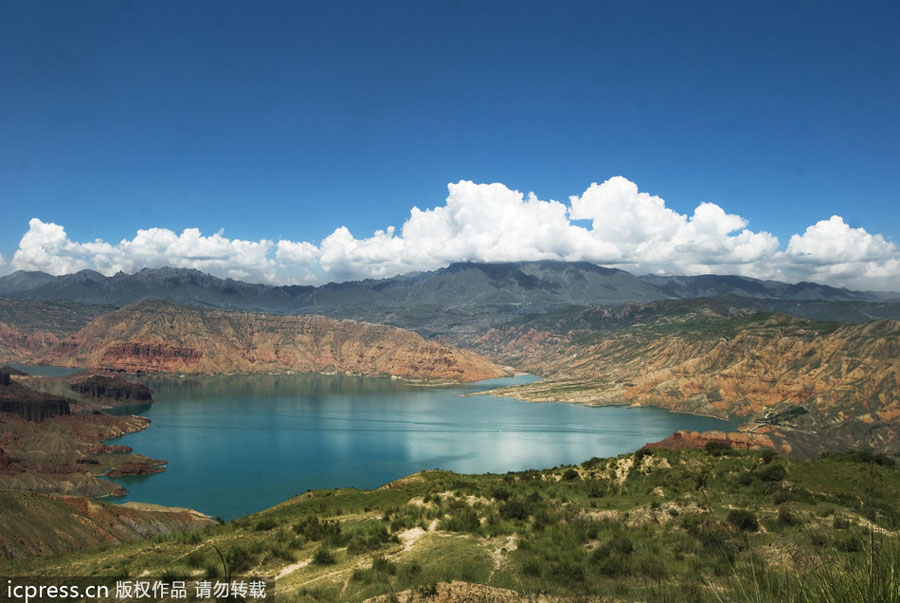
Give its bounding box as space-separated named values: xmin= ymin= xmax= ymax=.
xmin=12 ymin=219 xmax=285 ymax=283
xmin=8 ymin=178 xmax=900 ymax=291
xmin=778 ymin=216 xmax=900 ymax=288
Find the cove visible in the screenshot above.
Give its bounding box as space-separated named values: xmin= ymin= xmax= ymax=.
xmin=106 ymin=373 xmax=737 ymax=519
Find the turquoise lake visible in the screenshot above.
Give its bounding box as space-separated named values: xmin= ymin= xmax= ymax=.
xmin=105 ymin=374 xmax=737 ymax=519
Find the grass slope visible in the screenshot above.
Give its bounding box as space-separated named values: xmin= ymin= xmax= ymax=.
xmin=3 ymin=448 xmax=898 ymax=602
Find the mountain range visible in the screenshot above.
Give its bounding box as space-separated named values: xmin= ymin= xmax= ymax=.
xmin=2 ymin=261 xmax=899 ymax=458
xmin=1 ymin=262 xmax=898 ymax=337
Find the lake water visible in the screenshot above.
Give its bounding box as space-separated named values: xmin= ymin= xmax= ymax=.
xmin=106 ymin=374 xmax=737 ymax=519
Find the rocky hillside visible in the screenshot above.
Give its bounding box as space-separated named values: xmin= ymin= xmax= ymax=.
xmin=0 ymin=369 xmax=166 ymax=497
xmin=0 ymin=408 xmax=164 ymax=497
xmin=4 ymin=448 xmax=898 ymax=602
xmin=0 ymin=372 xmax=71 ymax=422
xmin=3 ymin=264 xmax=896 ymax=338
xmin=0 ymin=298 xmax=111 ymax=363
xmin=464 ymin=299 xmax=900 ymax=458
xmin=36 ymin=300 xmax=508 ymax=382
xmin=0 ymin=491 xmax=214 ymax=559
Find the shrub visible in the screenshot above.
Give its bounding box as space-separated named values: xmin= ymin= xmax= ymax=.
xmin=389 ymin=517 xmax=407 ymax=532
xmin=271 ymin=544 xmax=296 ymax=562
xmin=809 ymin=532 xmax=828 ymax=547
xmin=833 ymin=517 xmax=851 ymax=530
xmin=705 ymin=441 xmax=732 ymax=456
xmin=400 ymin=561 xmax=422 ymax=578
xmin=727 ymin=509 xmax=759 ymax=532
xmin=755 ymin=463 xmax=787 ymax=482
xmin=760 ymin=448 xmax=778 ymax=464
xmin=588 ymin=482 xmax=606 ymax=498
xmin=634 ymin=447 xmax=652 ymax=466
xmin=294 ymin=516 xmax=344 ymax=545
xmin=491 ymin=486 xmax=511 ymax=501
xmin=583 ymin=456 xmax=605 ymax=469
xmin=821 ymin=450 xmax=896 ymax=467
xmin=254 ymin=518 xmax=277 ymax=531
xmin=562 ymin=468 xmax=580 ymax=480
xmin=551 ymin=560 xmax=585 ymax=582
xmin=371 ymin=555 xmax=397 ymax=575
xmin=225 ymin=546 xmax=255 ymax=573
xmin=499 ymin=500 xmax=530 ymax=521
xmin=593 ymin=534 xmax=634 ymax=562
xmin=440 ymin=508 xmax=481 ymax=533
xmin=203 ymin=561 xmax=221 ymax=579
xmin=348 ymin=522 xmax=395 ymax=554
xmin=592 ymin=550 xmax=632 ymax=576
xmin=778 ymin=509 xmax=800 ymax=527
xmin=161 ymin=568 xmax=190 ymax=583
xmin=697 ymin=529 xmax=739 ymax=562
xmin=635 ymin=553 xmax=668 ymax=579
xmin=611 ymin=534 xmax=634 ymax=554
xmin=521 ymin=558 xmax=542 ymax=577
xmin=736 ymin=471 xmax=755 ymax=486
xmin=313 ymin=547 xmax=336 ymax=565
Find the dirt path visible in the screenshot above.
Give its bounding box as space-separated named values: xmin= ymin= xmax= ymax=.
xmin=275 ymin=558 xmax=311 ymax=580
xmin=397 ymin=527 xmax=425 ymax=552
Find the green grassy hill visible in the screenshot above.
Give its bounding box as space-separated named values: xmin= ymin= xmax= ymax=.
xmin=3 ymin=447 xmax=898 ymax=602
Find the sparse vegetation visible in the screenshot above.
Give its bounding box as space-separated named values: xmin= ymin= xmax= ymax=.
xmin=2 ymin=447 xmax=898 ymax=602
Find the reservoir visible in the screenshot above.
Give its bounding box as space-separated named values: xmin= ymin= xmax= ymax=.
xmin=107 ymin=373 xmax=736 ymax=519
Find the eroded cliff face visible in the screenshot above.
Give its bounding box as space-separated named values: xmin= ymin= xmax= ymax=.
xmin=0 ymin=323 xmax=66 ymax=364
xmin=0 ymin=371 xmax=164 ymax=496
xmin=0 ymin=298 xmax=110 ymax=363
xmin=38 ymin=300 xmax=509 ymax=382
xmin=466 ymin=302 xmax=900 ymax=457
xmin=66 ymin=373 xmax=153 ymax=404
xmin=644 ymin=430 xmax=776 ymax=452
xmin=0 ymin=369 xmax=71 ymax=422
xmin=0 ymin=490 xmax=215 ymax=560
xmin=0 ymin=410 xmax=165 ymax=497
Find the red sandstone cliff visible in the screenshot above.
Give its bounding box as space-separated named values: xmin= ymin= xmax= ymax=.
xmin=38 ymin=300 xmax=509 ymax=382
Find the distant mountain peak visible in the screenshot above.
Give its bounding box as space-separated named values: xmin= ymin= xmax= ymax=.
xmin=0 ymin=262 xmax=897 ymax=335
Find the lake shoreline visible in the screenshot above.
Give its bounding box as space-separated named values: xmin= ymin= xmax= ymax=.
xmin=101 ymin=372 xmax=735 ymax=520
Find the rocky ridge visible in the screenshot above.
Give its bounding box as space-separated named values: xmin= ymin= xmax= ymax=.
xmin=36 ymin=300 xmax=509 ymax=382
xmin=0 ymin=490 xmax=215 ymax=559
xmin=0 ymin=298 xmax=111 ymax=363
xmin=0 ymin=370 xmax=164 ymax=496
xmin=466 ymin=299 xmax=900 ymax=458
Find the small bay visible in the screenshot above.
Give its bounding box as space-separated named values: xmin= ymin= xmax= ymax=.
xmin=107 ymin=374 xmax=737 ymax=519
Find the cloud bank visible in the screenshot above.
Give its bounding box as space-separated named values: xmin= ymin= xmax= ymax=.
xmin=8 ymin=177 xmax=900 ymax=291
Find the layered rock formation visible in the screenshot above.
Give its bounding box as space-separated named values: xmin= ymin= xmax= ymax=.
xmin=0 ymin=298 xmax=110 ymax=363
xmin=0 ymin=368 xmax=72 ymax=422
xmin=0 ymin=490 xmax=215 ymax=559
xmin=468 ymin=299 xmax=900 ymax=458
xmin=645 ymin=430 xmax=776 ymax=452
xmin=0 ymin=371 xmax=164 ymax=496
xmin=66 ymin=373 xmax=153 ymax=404
xmin=0 ymin=410 xmax=163 ymax=497
xmin=38 ymin=300 xmax=508 ymax=382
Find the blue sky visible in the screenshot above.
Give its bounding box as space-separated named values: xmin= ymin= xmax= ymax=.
xmin=1 ymin=1 xmax=899 ymax=288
